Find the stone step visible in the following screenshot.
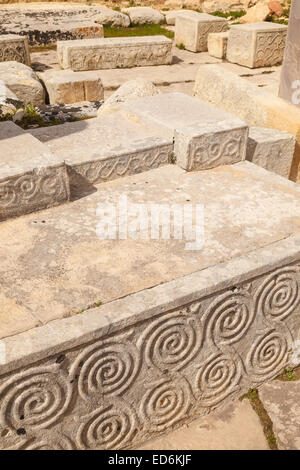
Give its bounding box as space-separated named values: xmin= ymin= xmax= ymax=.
xmin=0 ymin=121 xmax=69 ymax=221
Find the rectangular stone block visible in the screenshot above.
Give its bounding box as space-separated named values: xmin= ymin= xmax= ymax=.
xmin=0 ymin=34 xmax=30 ymax=66
xmin=57 ymin=36 xmax=173 ymax=71
xmin=39 ymin=70 xmax=104 ymax=105
xmin=0 ymin=121 xmax=69 ymax=221
xmin=246 ymin=127 xmax=296 ymax=178
xmin=175 ymin=11 xmax=227 ymax=53
xmin=193 ymin=64 xmax=300 ymax=182
xmin=208 ymin=31 xmax=229 ymax=59
xmin=175 ymin=119 xmax=248 ymax=171
xmin=227 ymin=22 xmax=287 ymax=69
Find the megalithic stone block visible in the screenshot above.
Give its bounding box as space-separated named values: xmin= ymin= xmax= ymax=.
xmin=0 ymin=34 xmax=31 ymax=66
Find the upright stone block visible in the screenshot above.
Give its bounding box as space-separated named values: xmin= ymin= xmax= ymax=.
xmin=39 ymin=70 xmax=104 ymax=105
xmin=208 ymin=32 xmax=229 ymax=59
xmin=57 ymin=36 xmax=173 ymax=71
xmin=0 ymin=34 xmax=30 ymax=66
xmin=246 ymin=127 xmax=296 ymax=178
xmin=175 ymin=119 xmax=248 ymax=171
xmin=175 ymin=11 xmax=227 ymax=53
xmin=0 ymin=122 xmax=69 ymax=221
xmin=227 ymin=22 xmax=287 ymax=69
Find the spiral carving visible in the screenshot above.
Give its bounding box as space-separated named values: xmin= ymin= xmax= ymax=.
xmin=139 ymin=309 xmax=202 ymax=372
xmin=246 ymin=329 xmax=289 ymax=381
xmin=255 ymin=267 xmax=300 ymax=321
xmin=140 ymin=377 xmax=193 ymax=431
xmin=77 ymin=401 xmax=137 ymax=450
xmin=70 ymin=336 xmax=140 ymax=400
xmin=195 ymin=353 xmax=242 ymax=406
xmin=204 ymin=290 xmax=254 ymax=345
xmin=0 ymin=365 xmax=72 ymax=431
xmin=24 ymin=436 xmax=75 ymax=450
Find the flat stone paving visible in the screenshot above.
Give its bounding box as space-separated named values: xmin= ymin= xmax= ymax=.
xmin=138 ymin=399 xmax=269 ymax=450
xmin=1 ymin=162 xmax=300 ymax=339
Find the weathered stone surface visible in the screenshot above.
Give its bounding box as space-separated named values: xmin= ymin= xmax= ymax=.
xmin=268 ymin=1 xmax=284 ymax=17
xmin=0 ymin=34 xmax=30 ymax=66
xmin=240 ymin=3 xmax=270 ymax=23
xmin=36 ymin=101 xmax=103 ymax=123
xmin=175 ymin=118 xmax=248 ymax=170
xmin=193 ymin=64 xmax=300 ymax=182
xmin=39 ymin=70 xmax=104 ymax=105
xmin=0 ymin=80 xmax=22 ymax=117
xmin=165 ymin=9 xmax=194 ymax=25
xmin=247 ymin=127 xmax=296 ymax=178
xmin=98 ymin=78 xmax=160 ymax=116
xmin=95 ymin=8 xmax=130 ymax=27
xmin=227 ymin=22 xmax=287 ymax=68
xmin=138 ymin=399 xmax=269 ymax=449
xmin=175 ymin=11 xmax=228 ymax=52
xmin=29 ymin=112 xmax=173 ymax=190
xmin=121 ymin=7 xmax=165 ymax=25
xmin=0 ymin=61 xmax=44 ymax=106
xmin=0 ymin=162 xmax=300 ymax=448
xmin=57 ymin=36 xmax=173 ymax=71
xmin=208 ymin=31 xmax=229 ymax=59
xmin=0 ymin=121 xmax=69 ymax=221
xmin=260 ymin=380 xmax=300 ymax=450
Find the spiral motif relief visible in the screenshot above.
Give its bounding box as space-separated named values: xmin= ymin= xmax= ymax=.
xmin=195 ymin=353 xmax=242 ymax=407
xmin=204 ymin=290 xmax=254 ymax=345
xmin=0 ymin=365 xmax=72 ymax=431
xmin=24 ymin=436 xmax=75 ymax=450
xmin=246 ymin=329 xmax=289 ymax=381
xmin=77 ymin=400 xmax=137 ymax=450
xmin=70 ymin=336 xmax=140 ymax=400
xmin=255 ymin=267 xmax=300 ymax=321
xmin=139 ymin=309 xmax=202 ymax=372
xmin=140 ymin=377 xmax=193 ymax=432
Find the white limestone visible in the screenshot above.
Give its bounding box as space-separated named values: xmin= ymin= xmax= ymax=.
xmin=246 ymin=127 xmax=296 ymax=179
xmin=227 ymin=22 xmax=287 ymax=69
xmin=175 ymin=11 xmax=227 ymax=52
xmin=0 ymin=34 xmax=30 ymax=66
xmin=95 ymin=8 xmax=130 ymax=27
xmin=121 ymin=6 xmax=165 ymax=25
xmin=208 ymin=31 xmax=229 ymax=59
xmin=57 ymin=36 xmax=173 ymax=71
xmin=0 ymin=61 xmax=44 ymax=106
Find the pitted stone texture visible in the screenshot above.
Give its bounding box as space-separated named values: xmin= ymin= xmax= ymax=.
xmin=57 ymin=36 xmax=173 ymax=71
xmin=247 ymin=127 xmax=296 ymax=179
xmin=0 ymin=61 xmax=44 ymax=106
xmin=39 ymin=70 xmax=104 ymax=105
xmin=175 ymin=11 xmax=228 ymax=53
xmin=260 ymin=381 xmax=300 ymax=450
xmin=193 ymin=64 xmax=300 ymax=182
xmin=29 ymin=112 xmax=173 ymax=191
xmin=208 ymin=32 xmax=229 ymax=59
xmin=227 ymin=22 xmax=287 ymax=69
xmin=121 ymin=7 xmax=165 ymax=25
xmin=98 ymin=78 xmax=160 ymax=116
xmin=0 ymin=34 xmax=30 ymax=66
xmin=95 ymin=9 xmax=130 ymax=27
xmin=175 ymin=118 xmax=248 ymax=171
xmin=0 ymin=121 xmax=69 ymax=221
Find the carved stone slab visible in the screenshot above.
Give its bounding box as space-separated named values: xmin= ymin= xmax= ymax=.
xmin=246 ymin=126 xmax=296 ymax=179
xmin=175 ymin=119 xmax=248 ymax=171
xmin=57 ymin=36 xmax=173 ymax=71
xmin=227 ymin=22 xmax=288 ymax=69
xmin=0 ymin=122 xmax=69 ymax=221
xmin=0 ymin=34 xmax=30 ymax=66
xmin=175 ymin=11 xmax=228 ymax=53
xmin=208 ymin=31 xmax=229 ymax=59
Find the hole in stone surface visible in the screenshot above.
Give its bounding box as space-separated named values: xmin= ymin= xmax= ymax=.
xmin=56 ymin=354 xmax=66 ymax=364
xmin=20 ymin=415 xmax=24 ymax=420
xmin=16 ymin=428 xmax=26 ymax=435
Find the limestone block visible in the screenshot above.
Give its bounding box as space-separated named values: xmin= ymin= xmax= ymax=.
xmin=95 ymin=9 xmax=130 ymax=27
xmin=121 ymin=7 xmax=165 ymax=25
xmin=165 ymin=10 xmax=193 ymax=25
xmin=208 ymin=31 xmax=229 ymax=59
xmin=193 ymin=64 xmax=300 ymax=182
xmin=57 ymin=36 xmax=173 ymax=71
xmin=0 ymin=121 xmax=69 ymax=221
xmin=0 ymin=80 xmax=23 ymax=117
xmin=175 ymin=11 xmax=228 ymax=52
xmin=227 ymin=22 xmax=287 ymax=68
xmin=98 ymin=78 xmax=160 ymax=116
xmin=0 ymin=34 xmax=30 ymax=66
xmin=0 ymin=61 xmax=44 ymax=106
xmin=39 ymin=70 xmax=104 ymax=105
xmin=239 ymin=3 xmax=270 ymax=23
xmin=175 ymin=118 xmax=248 ymax=171
xmin=246 ymin=127 xmax=296 ymax=178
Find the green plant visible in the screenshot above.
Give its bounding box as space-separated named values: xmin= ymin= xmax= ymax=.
xmin=177 ymin=42 xmax=185 ymax=50
xmin=104 ymin=23 xmax=174 ymax=39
